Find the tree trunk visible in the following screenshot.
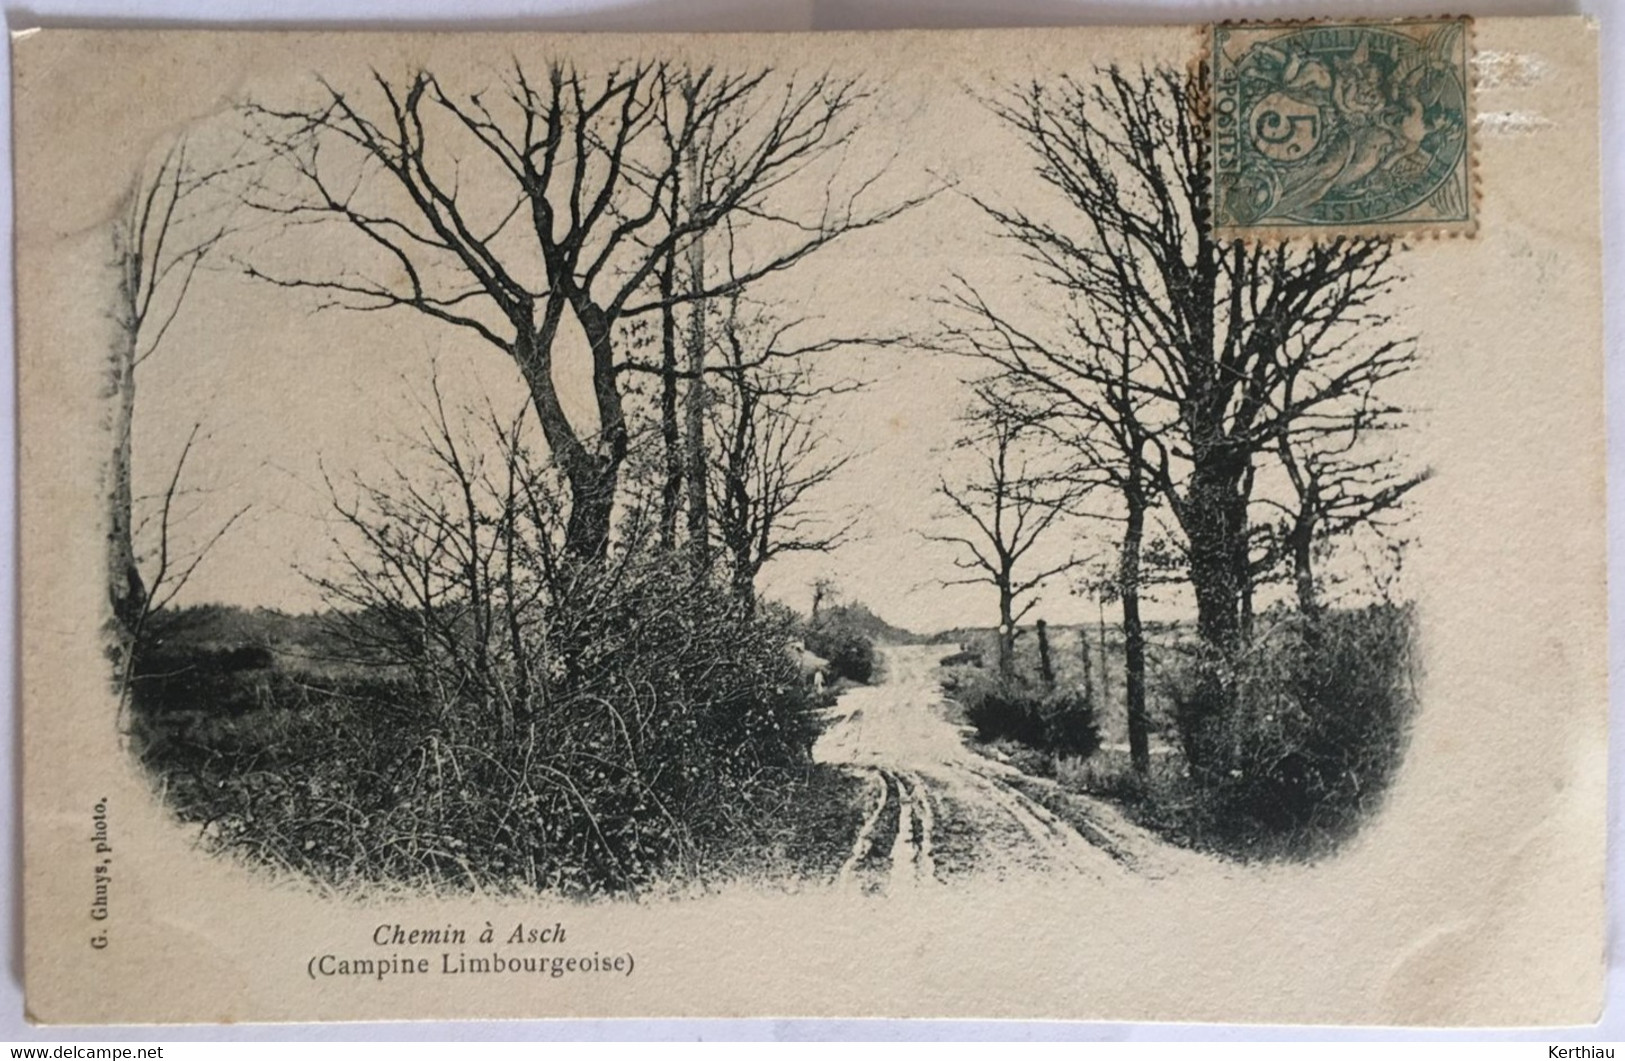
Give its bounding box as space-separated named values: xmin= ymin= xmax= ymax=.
xmin=105 ymin=247 xmax=145 ymax=689
xmin=811 ymin=579 xmax=830 ymax=621
xmin=1291 ymin=513 xmax=1319 ymax=616
xmin=1237 ymin=460 xmax=1257 ymax=640
xmin=515 ymin=298 xmax=626 ymax=563
xmin=562 ymin=461 xmax=618 ymax=563
xmin=996 ymin=580 xmax=1015 ymax=680
xmin=1078 ymin=626 xmax=1093 ymax=703
xmin=683 ymin=313 xmax=709 ymax=572
xmin=1174 ymin=453 xmax=1249 ymax=775
xmin=683 ymin=159 xmax=711 ymax=576
xmin=731 ymin=561 xmax=757 ymax=614
xmin=1120 ymin=498 xmax=1150 ymax=777
xmin=1181 ymin=457 xmax=1248 ymax=658
xmin=1035 ymin=619 xmax=1054 ymax=687
xmin=720 ymin=377 xmax=756 ymax=606
xmin=1174 ymin=198 xmax=1248 ymax=664
xmin=658 ymin=231 xmax=682 ymax=551
xmin=1097 ymin=595 xmax=1110 ymax=709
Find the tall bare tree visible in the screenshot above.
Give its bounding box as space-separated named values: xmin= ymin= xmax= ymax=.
xmin=707 ymin=305 xmax=857 ymax=608
xmin=106 ymin=138 xmax=234 ymax=687
xmin=1269 ymin=412 xmax=1432 ymax=617
xmin=966 ymin=67 xmax=1420 ymax=658
xmin=244 ymin=63 xmax=921 ymax=563
xmin=943 ymin=67 xmax=1426 ymax=765
xmin=682 ymin=150 xmax=713 ymax=574
xmin=942 ymin=293 xmax=1163 ymax=772
xmin=926 ymin=388 xmax=1086 ymax=678
xmin=657 ymin=174 xmax=685 ymax=552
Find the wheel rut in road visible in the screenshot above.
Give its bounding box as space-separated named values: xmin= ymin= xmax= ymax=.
xmin=814 ymin=644 xmax=1157 ymax=888
xmin=837 ymin=767 xmax=937 ymax=893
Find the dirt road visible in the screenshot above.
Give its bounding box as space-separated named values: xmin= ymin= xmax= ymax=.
xmin=813 ymin=644 xmax=1199 ymax=892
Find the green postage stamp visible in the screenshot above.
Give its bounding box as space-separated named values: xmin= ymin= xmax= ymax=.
xmin=1211 ymin=17 xmax=1475 ymax=238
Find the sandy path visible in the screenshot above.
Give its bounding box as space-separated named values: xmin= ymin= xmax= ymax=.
xmin=814 ymin=644 xmax=1179 ymax=889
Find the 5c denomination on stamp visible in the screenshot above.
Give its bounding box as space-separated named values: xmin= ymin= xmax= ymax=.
xmin=1212 ymin=17 xmax=1475 ymax=239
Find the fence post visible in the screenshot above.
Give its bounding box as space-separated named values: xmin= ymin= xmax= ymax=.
xmin=1079 ymin=626 xmax=1093 ymax=702
xmin=1036 ymin=619 xmax=1055 ymax=687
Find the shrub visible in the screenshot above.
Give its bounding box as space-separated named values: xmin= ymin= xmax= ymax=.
xmin=1042 ymin=688 xmax=1105 ymax=758
xmin=131 ymin=396 xmax=845 ymax=894
xmin=804 ymin=606 xmax=877 ymax=684
xmin=1163 ymin=603 xmax=1419 ymax=853
xmin=957 ymin=673 xmax=1102 ymax=759
xmin=1056 ymin=746 xmax=1147 ymax=801
xmin=135 ymin=555 xmax=825 ymax=894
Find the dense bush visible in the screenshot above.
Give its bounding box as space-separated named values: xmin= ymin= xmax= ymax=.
xmin=132 ymin=395 xmax=832 ymax=900
xmin=804 ymin=605 xmax=877 ymax=684
xmin=132 ymin=639 xmax=279 ymax=717
xmin=957 ymin=672 xmax=1102 ymax=758
xmin=1163 ymin=603 xmax=1418 ymax=852
xmin=134 ymin=552 xmax=824 ymax=894
xmin=938 ymin=646 xmax=983 ymax=669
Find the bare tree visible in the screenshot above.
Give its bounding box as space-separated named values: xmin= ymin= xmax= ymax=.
xmin=810 ymin=576 xmax=835 ymax=621
xmin=964 ymin=67 xmax=1421 ymax=659
xmin=926 ymin=388 xmax=1087 ymax=678
xmin=106 ymin=137 xmax=238 ymax=695
xmin=682 ymin=150 xmax=713 ymax=575
xmin=243 ymin=62 xmax=923 ymax=563
xmin=942 ymin=67 xmax=1427 ymax=765
xmin=315 ymin=382 xmax=563 ymax=740
xmin=656 ymin=171 xmax=685 ymax=552
xmin=942 ymin=296 xmax=1163 ymax=772
xmin=1269 ymin=411 xmax=1432 ymax=617
xmin=707 ymin=305 xmax=857 ymax=608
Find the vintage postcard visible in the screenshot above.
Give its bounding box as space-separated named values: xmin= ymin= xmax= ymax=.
xmin=13 ymin=17 xmax=1605 ymax=1025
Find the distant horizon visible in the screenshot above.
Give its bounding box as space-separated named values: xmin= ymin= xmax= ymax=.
xmin=157 ymin=583 xmax=1393 ymax=642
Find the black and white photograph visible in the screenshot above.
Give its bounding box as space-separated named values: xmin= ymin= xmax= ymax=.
xmin=11 ymin=17 xmax=1608 ymax=1026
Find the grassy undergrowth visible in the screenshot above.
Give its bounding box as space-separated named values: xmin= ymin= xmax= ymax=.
xmin=943 ymin=604 xmax=1420 ymax=863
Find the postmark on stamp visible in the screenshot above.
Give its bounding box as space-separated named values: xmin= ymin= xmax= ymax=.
xmin=1211 ymin=17 xmax=1475 ymax=239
